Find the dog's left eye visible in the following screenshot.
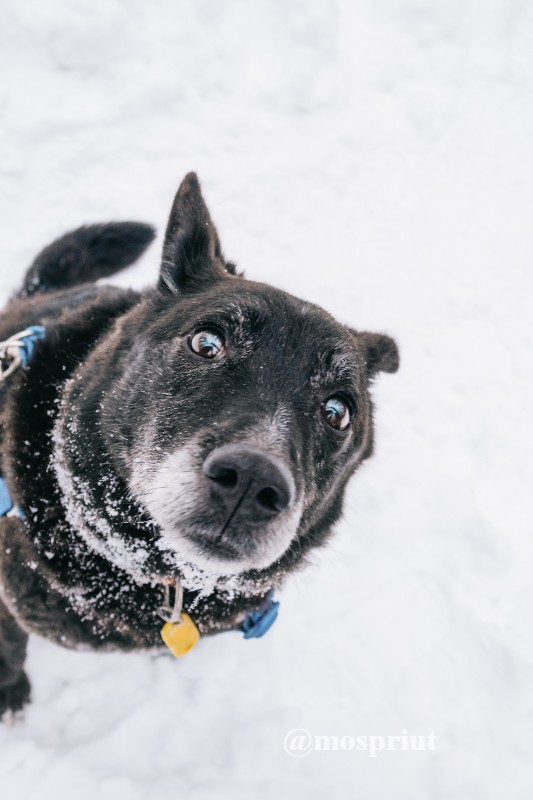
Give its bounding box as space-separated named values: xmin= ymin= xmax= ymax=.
xmin=320 ymin=395 xmax=352 ymax=431
xmin=189 ymin=329 xmax=226 ymax=359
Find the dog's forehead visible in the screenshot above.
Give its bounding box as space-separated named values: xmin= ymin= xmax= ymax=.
xmin=205 ymin=285 xmax=361 ymax=382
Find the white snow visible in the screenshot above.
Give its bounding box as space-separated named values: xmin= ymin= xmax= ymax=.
xmin=1 ymin=1 xmax=533 ymax=797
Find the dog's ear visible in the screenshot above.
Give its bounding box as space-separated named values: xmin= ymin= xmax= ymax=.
xmin=159 ymin=173 xmax=233 ymax=295
xmin=350 ymin=329 xmax=400 ymax=378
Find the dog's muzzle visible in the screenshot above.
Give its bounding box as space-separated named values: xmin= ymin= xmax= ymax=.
xmin=133 ymin=436 xmax=302 ymax=572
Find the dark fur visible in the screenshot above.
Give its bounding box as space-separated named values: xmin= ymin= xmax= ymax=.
xmin=20 ymin=223 xmax=155 ymax=297
xmin=0 ymin=174 xmax=399 ymax=717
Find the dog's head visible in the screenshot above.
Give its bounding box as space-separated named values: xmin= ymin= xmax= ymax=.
xmin=95 ymin=174 xmax=399 ymax=580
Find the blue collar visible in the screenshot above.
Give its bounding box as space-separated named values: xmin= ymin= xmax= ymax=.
xmin=241 ymin=589 xmax=280 ymax=638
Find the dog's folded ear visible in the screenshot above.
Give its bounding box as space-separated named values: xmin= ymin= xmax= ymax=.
xmin=159 ymin=173 xmax=235 ymax=295
xmin=350 ymin=329 xmax=400 ymax=378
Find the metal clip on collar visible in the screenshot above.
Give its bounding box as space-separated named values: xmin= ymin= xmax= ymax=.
xmin=157 ymin=579 xmax=184 ymax=624
xmin=0 ymin=326 xmax=46 ymax=382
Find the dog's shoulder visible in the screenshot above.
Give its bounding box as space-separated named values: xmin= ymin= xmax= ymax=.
xmin=0 ymin=282 xmax=141 ymax=490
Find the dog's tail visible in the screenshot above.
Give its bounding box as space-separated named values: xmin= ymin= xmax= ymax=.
xmin=19 ymin=222 xmax=156 ymax=297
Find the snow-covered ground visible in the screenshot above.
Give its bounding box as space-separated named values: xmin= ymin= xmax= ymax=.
xmin=1 ymin=1 xmax=532 ymax=797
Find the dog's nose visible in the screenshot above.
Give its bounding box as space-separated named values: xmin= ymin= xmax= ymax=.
xmin=203 ymin=444 xmax=295 ymax=523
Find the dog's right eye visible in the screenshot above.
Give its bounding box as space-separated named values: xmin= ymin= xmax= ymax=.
xmin=188 ymin=329 xmax=226 ymax=360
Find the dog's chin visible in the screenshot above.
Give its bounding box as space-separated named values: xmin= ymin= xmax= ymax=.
xmin=157 ymin=527 xmax=286 ymax=577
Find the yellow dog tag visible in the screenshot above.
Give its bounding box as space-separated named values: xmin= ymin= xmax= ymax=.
xmin=160 ymin=613 xmax=200 ymax=657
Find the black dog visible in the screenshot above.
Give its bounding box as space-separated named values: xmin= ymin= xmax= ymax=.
xmin=0 ymin=173 xmax=399 ymax=717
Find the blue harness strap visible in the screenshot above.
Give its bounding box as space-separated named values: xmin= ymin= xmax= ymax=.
xmin=0 ymin=477 xmax=24 ymax=519
xmin=17 ymin=325 xmax=46 ymax=367
xmin=0 ymin=325 xmax=46 ymax=382
xmin=0 ymin=326 xmax=45 ymax=519
xmin=0 ymin=478 xmax=13 ymax=517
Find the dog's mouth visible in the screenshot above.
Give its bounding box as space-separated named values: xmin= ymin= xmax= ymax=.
xmin=189 ymin=534 xmax=242 ymax=562
xmin=154 ymin=501 xmax=304 ymax=575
